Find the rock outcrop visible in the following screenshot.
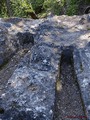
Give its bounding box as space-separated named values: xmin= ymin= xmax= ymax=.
xmin=0 ymin=15 xmax=90 ymax=119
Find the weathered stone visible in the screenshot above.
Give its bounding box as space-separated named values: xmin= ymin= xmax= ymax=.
xmin=0 ymin=42 xmax=61 ymax=120
xmin=3 ymin=17 xmax=23 ymax=24
xmin=73 ymin=45 xmax=90 ymax=120
xmin=0 ymin=21 xmax=35 ymax=68
xmin=0 ymin=14 xmax=90 ymax=119
xmin=0 ymin=57 xmax=4 ymax=66
xmin=3 ymin=22 xmax=12 ymax=28
xmin=0 ymin=24 xmax=9 ymax=67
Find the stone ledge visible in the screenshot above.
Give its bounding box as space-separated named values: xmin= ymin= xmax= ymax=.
xmin=73 ymin=46 xmax=90 ymax=120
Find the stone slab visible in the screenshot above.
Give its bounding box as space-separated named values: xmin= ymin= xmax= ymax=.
xmin=0 ymin=43 xmax=61 ymax=120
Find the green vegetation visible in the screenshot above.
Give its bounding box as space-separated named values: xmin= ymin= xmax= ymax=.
xmin=10 ymin=0 xmax=34 ymax=17
xmin=0 ymin=0 xmax=90 ymax=18
xmin=66 ymin=0 xmax=79 ymax=15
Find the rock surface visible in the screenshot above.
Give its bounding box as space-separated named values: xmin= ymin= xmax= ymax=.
xmin=73 ymin=44 xmax=90 ymax=120
xmin=0 ymin=15 xmax=90 ymax=119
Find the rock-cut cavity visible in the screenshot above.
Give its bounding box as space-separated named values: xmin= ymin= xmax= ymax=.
xmin=0 ymin=108 xmax=5 ymax=114
xmin=16 ymin=32 xmax=34 ymax=46
xmin=54 ymin=46 xmax=86 ymax=120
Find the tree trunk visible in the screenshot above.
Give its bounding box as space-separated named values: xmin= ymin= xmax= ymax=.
xmin=6 ymin=0 xmax=12 ymax=17
xmin=27 ymin=11 xmax=38 ymax=19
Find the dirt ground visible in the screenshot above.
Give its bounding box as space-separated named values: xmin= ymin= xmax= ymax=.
xmin=54 ymin=51 xmax=86 ymax=120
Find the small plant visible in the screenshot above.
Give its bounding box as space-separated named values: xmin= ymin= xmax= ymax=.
xmin=43 ymin=0 xmax=66 ymax=15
